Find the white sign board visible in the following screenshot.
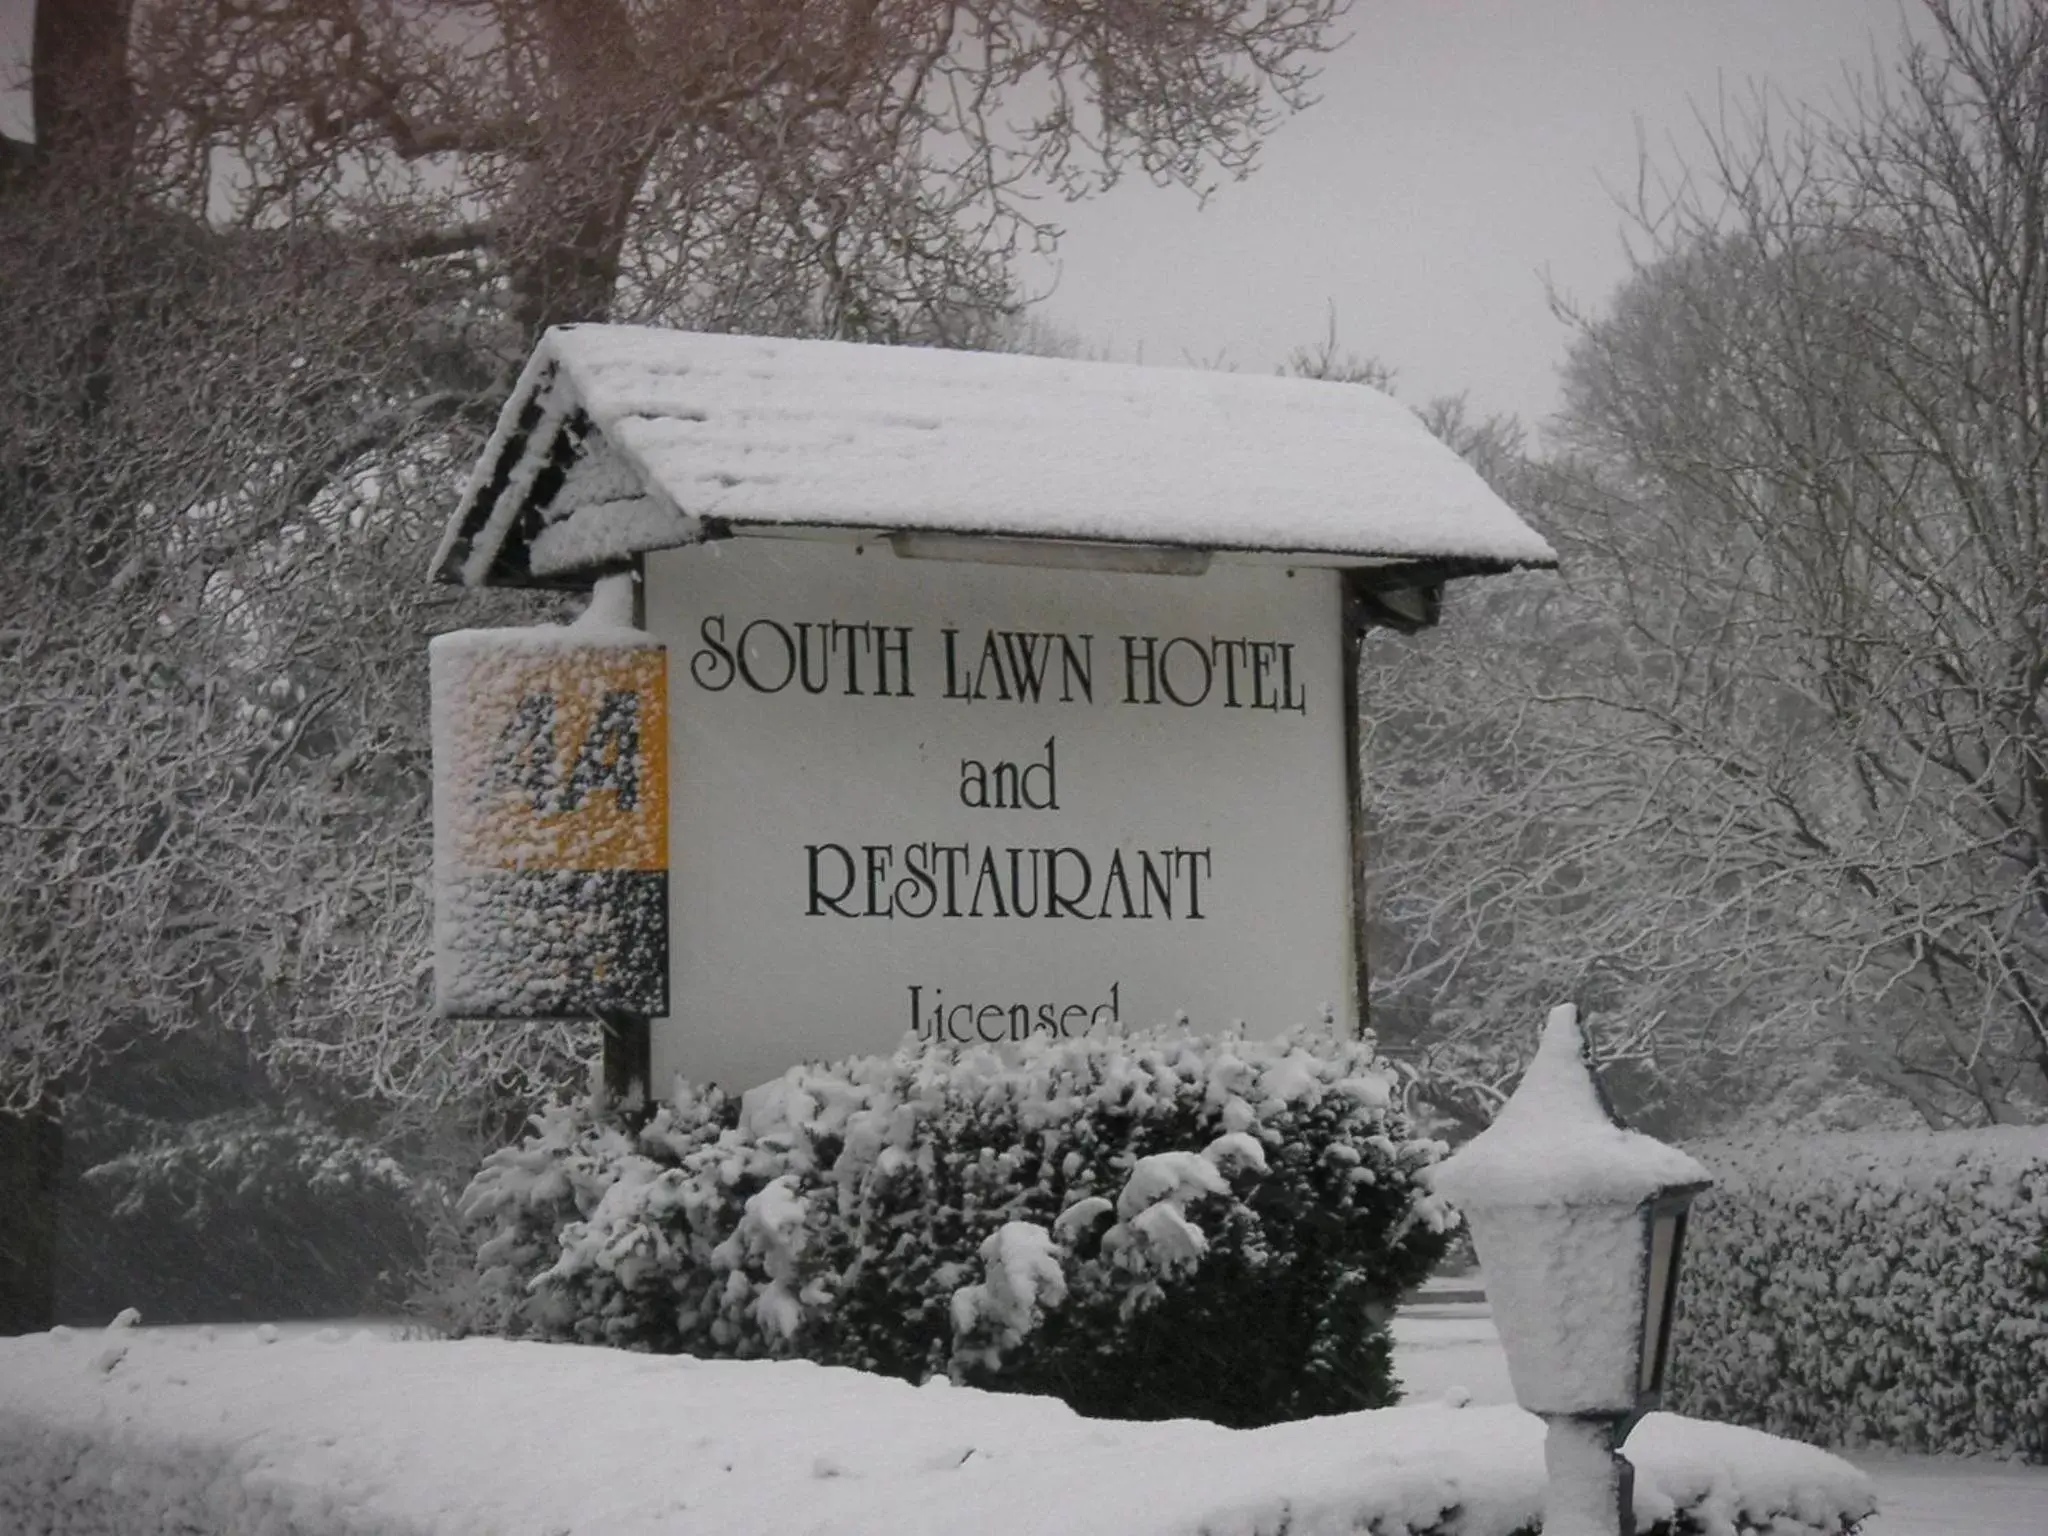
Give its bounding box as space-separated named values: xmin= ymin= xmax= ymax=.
xmin=643 ymin=539 xmax=1354 ymax=1092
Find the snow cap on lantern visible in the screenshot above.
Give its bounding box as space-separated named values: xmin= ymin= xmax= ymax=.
xmin=1432 ymin=1004 xmax=1712 ymax=1419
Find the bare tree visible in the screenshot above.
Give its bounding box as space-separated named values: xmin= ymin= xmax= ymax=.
xmin=117 ymin=0 xmax=1347 ymax=344
xmin=1272 ymin=326 xmax=1664 ymax=1133
xmin=1367 ymin=1 xmax=2048 ymax=1133
xmin=1 ymin=0 xmax=1352 ymax=1330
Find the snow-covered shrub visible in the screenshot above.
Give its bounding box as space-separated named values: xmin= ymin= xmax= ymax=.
xmin=459 ymin=1086 xmax=742 ymax=1347
xmin=457 ymin=1027 xmax=1457 ymax=1426
xmin=1668 ymin=1128 xmax=2048 ymax=1461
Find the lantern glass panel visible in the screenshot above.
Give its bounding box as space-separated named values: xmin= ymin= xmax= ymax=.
xmin=1639 ymin=1206 xmax=1688 ymax=1397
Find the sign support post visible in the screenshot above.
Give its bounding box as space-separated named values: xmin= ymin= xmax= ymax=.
xmin=599 ymin=560 xmax=655 ymax=1118
xmin=599 ymin=1009 xmax=653 ymax=1116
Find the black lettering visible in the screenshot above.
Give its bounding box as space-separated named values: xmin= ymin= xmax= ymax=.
xmin=487 ymin=693 xmax=561 ymax=813
xmin=1279 ymin=641 xmax=1306 ymax=714
xmin=959 ymin=758 xmax=990 ymax=808
xmin=894 ymin=843 xmax=939 ymax=918
xmin=561 ymin=690 xmax=639 ymax=811
xmin=797 ymin=622 xmax=833 ymax=695
xmin=1091 ymin=981 xmax=1122 ymax=1028
xmin=1120 ymin=634 xmax=1160 ymax=704
xmin=972 ymin=631 xmax=1014 ymax=701
xmin=825 ymin=621 xmax=862 ymax=696
xmin=968 ymin=847 xmax=1010 ymax=917
xmin=1007 ymin=847 xmax=1043 ymax=917
xmin=1214 ymin=637 xmax=1248 ymax=708
xmin=864 ymin=844 xmax=895 ymax=917
xmin=737 ymin=618 xmax=796 ymax=693
xmin=1020 ymin=736 xmax=1058 ymax=809
xmin=935 ymin=844 xmax=970 ymax=916
xmin=1058 ymin=634 xmax=1094 ymax=703
xmin=1001 ymin=632 xmax=1053 ymax=702
xmin=1097 ymin=848 xmax=1139 ymax=920
xmin=876 ymin=626 xmax=913 ymax=697
xmin=1175 ymin=848 xmax=1213 ymax=919
xmin=1047 ymin=846 xmax=1093 ymax=919
xmin=690 ymin=615 xmax=735 ymax=691
xmin=1250 ymin=641 xmax=1276 ymax=710
xmin=1140 ymin=850 xmax=1174 ymax=919
xmin=943 ymin=628 xmax=972 ymax=699
xmin=806 ymin=843 xmax=857 ymax=915
xmin=1159 ymin=635 xmax=1212 ymax=707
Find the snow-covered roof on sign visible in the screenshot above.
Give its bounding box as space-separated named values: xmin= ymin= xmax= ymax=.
xmin=1433 ymin=1005 xmax=1713 ymax=1212
xmin=430 ymin=325 xmax=1559 ymax=588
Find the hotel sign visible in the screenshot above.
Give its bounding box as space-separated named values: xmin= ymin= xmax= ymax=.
xmin=643 ymin=539 xmax=1354 ymax=1092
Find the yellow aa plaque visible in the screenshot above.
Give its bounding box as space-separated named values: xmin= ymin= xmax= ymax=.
xmin=431 ymin=626 xmax=669 ymax=1018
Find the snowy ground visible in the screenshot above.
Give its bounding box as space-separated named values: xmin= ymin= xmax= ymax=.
xmin=1389 ymin=1297 xmax=2048 ymax=1536
xmin=0 ymin=1298 xmax=2029 ymax=1534
xmin=0 ymin=1315 xmax=1870 ymax=1536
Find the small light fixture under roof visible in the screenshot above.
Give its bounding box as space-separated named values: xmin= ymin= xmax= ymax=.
xmin=888 ymin=531 xmax=1212 ymax=577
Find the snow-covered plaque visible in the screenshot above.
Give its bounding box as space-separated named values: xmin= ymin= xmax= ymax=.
xmin=644 ymin=539 xmax=1353 ymax=1091
xmin=431 ymin=620 xmax=669 ymax=1018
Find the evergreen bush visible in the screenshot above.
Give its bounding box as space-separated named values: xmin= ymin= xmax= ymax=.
xmin=59 ymin=1100 xmax=426 ymax=1324
xmin=456 ymin=1027 xmax=1456 ymax=1426
xmin=1668 ymin=1128 xmax=2048 ymax=1461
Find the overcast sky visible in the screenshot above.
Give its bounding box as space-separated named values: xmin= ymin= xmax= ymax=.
xmin=2 ymin=1 xmax=1918 ymax=428
xmin=1031 ymin=0 xmax=1919 ymax=428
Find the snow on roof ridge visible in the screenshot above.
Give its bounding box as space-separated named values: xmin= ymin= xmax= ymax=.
xmin=432 ymin=325 xmax=1559 ymax=588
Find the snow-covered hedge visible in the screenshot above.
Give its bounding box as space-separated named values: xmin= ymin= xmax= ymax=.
xmin=456 ymin=1027 xmax=1456 ymax=1425
xmin=1668 ymin=1128 xmax=2048 ymax=1461
xmin=0 ymin=1324 xmax=1877 ymax=1535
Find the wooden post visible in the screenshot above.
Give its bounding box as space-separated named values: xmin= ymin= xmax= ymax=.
xmin=1340 ymin=570 xmax=1373 ymax=1035
xmin=599 ymin=1011 xmax=653 ymax=1122
xmin=599 ymin=556 xmax=657 ymax=1126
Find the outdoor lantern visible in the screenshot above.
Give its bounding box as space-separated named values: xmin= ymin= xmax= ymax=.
xmin=1432 ymin=1004 xmax=1713 ymax=1536
xmin=1639 ymin=1190 xmax=1693 ymax=1403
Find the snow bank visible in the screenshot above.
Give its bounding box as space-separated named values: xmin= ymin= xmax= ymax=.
xmin=0 ymin=1326 xmax=1873 ymax=1536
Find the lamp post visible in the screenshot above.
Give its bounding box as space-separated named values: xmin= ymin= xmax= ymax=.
xmin=1432 ymin=1005 xmax=1713 ymax=1536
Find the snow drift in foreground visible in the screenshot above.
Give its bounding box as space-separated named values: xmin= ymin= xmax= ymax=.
xmin=0 ymin=1325 xmax=1872 ymax=1535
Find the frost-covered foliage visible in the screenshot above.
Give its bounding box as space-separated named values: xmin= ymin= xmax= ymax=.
xmin=1668 ymin=1128 xmax=2048 ymax=1461
xmin=457 ymin=1028 xmax=1457 ymax=1426
xmin=59 ymin=1101 xmax=428 ymax=1324
xmin=84 ymin=1108 xmax=414 ymax=1218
